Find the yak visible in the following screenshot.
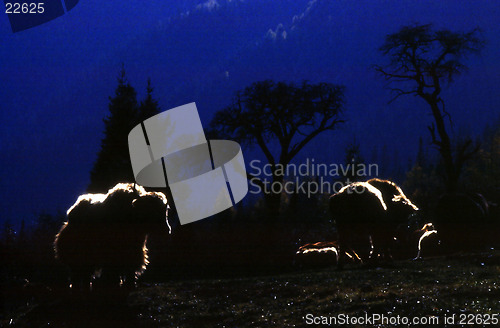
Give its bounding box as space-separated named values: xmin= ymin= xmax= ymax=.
xmin=330 ymin=178 xmax=422 ymax=268
xmin=54 ymin=183 xmax=170 ymax=291
xmin=435 ymin=192 xmax=493 ymax=251
xmin=294 ymin=241 xmax=362 ymax=268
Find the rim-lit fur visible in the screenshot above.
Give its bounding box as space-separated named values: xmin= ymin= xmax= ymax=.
xmin=54 ymin=183 xmax=170 ymax=290
xmin=330 ymin=179 xmax=421 ymax=268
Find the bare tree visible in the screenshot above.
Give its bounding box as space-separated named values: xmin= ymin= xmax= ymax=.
xmin=210 ymin=80 xmax=345 ymax=216
xmin=375 ymin=24 xmax=484 ymax=192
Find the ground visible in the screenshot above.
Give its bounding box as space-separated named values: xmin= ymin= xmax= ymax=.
xmin=3 ymin=251 xmax=500 ymax=327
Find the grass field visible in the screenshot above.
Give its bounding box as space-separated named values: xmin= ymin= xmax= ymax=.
xmin=5 ymin=251 xmax=500 ymax=327
xmin=129 ymin=252 xmax=500 ymax=327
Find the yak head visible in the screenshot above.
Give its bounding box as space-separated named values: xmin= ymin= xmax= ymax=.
xmin=131 ymin=192 xmax=171 ymax=235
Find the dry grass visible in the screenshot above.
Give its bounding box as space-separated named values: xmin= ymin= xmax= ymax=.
xmin=128 ymin=252 xmax=500 ymax=327
xmin=3 ymin=251 xmax=500 ymax=327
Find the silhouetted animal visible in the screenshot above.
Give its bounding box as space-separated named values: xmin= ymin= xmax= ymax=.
xmin=436 ymin=193 xmax=489 ymax=224
xmin=393 ymin=222 xmax=439 ymax=260
xmin=54 ymin=183 xmax=170 ymax=290
xmin=435 ymin=192 xmax=493 ymax=250
xmin=414 ymin=223 xmax=439 ymax=259
xmin=295 ymin=241 xmax=361 ymax=268
xmin=329 ymin=179 xmax=420 ymax=268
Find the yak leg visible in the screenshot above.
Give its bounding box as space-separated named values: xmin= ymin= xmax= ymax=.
xmin=100 ymin=266 xmax=121 ymax=286
xmin=336 ymin=223 xmax=351 ymax=270
xmin=370 ymin=224 xmax=395 ymax=264
xmin=122 ymin=268 xmax=138 ymax=290
xmin=337 ymin=234 xmax=347 ymax=270
xmin=337 ymin=223 xmax=370 ymax=269
xmin=92 ymin=266 xmax=121 ymax=301
xmin=69 ymin=265 xmax=93 ymax=300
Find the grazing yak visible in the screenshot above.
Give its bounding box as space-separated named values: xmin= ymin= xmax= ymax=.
xmin=295 ymin=241 xmax=361 ymax=268
xmin=54 ymin=183 xmax=170 ymax=290
xmin=393 ymin=222 xmax=439 ymax=260
xmin=329 ymin=178 xmax=424 ymax=268
xmin=295 ymin=224 xmax=438 ymax=269
xmin=436 ymin=193 xmax=489 ymax=225
xmin=435 ymin=192 xmax=493 ymax=250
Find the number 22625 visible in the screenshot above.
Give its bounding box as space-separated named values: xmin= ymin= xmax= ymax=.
xmin=5 ymin=3 xmax=45 ymax=14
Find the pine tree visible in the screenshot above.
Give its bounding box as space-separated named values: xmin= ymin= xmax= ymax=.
xmin=416 ymin=137 xmax=426 ymax=168
xmin=343 ymin=141 xmax=365 ymax=182
xmin=1 ymin=220 xmax=16 ymax=247
xmin=138 ymin=78 xmax=161 ymax=122
xmin=88 ymin=66 xmax=139 ymax=192
xmin=18 ymin=219 xmax=26 ymax=248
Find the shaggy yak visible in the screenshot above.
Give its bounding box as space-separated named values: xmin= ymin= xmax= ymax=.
xmin=329 ymin=178 xmax=423 ymax=268
xmin=295 ymin=241 xmax=362 ymax=268
xmin=435 ymin=192 xmax=492 ymax=250
xmin=54 ymin=183 xmax=170 ymax=290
